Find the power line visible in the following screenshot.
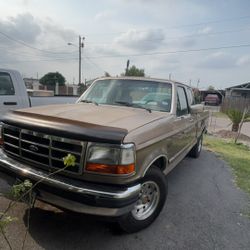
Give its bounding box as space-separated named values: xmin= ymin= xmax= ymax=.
xmin=0 ymin=46 xmax=78 ymax=62
xmin=86 ymin=43 xmax=250 ymax=59
xmin=2 ymin=43 xmax=250 ymax=63
xmin=1 ymin=14 xmax=249 ymax=57
xmin=83 ymin=58 xmax=104 ymax=77
xmin=84 ymin=54 xmax=105 ymax=73
xmin=0 ymin=30 xmax=78 ymax=55
xmin=1 ymin=57 xmax=78 ymax=64
xmin=86 ymin=15 xmax=250 ymax=37
xmin=86 ymin=26 xmax=250 ymax=46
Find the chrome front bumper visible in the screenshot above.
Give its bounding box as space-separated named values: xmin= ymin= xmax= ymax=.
xmin=0 ymin=149 xmax=141 ymax=216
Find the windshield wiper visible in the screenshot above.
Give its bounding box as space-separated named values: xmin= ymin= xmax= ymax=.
xmin=80 ymin=100 xmax=98 ymax=106
xmin=115 ymin=101 xmax=151 ymax=113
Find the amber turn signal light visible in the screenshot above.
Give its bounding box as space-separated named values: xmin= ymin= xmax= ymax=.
xmin=86 ymin=163 xmax=135 ymax=175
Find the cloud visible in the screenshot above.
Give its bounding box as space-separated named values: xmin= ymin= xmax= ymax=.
xmin=88 ymin=44 xmax=121 ymax=57
xmin=173 ymin=37 xmax=196 ymax=48
xmin=122 ymin=0 xmax=167 ymax=4
xmin=236 ymin=55 xmax=250 ymax=66
xmin=0 ymin=13 xmax=78 ymax=48
xmin=150 ymin=55 xmax=180 ymax=71
xmin=198 ymin=26 xmax=212 ymax=34
xmin=114 ymin=29 xmax=165 ymax=51
xmin=0 ymin=13 xmax=78 ymax=60
xmin=198 ymin=52 xmax=236 ymax=69
xmin=20 ymin=0 xmax=31 ymax=5
xmin=94 ymin=10 xmax=114 ymax=22
xmin=0 ymin=13 xmax=41 ymax=44
xmin=42 ymin=21 xmax=77 ymax=44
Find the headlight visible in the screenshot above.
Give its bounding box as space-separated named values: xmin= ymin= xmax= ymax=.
xmin=85 ymin=143 xmax=135 ymax=175
xmin=0 ymin=123 xmax=3 ymax=146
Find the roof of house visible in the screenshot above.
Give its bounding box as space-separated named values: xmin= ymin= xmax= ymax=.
xmin=226 ymin=82 xmax=250 ymax=90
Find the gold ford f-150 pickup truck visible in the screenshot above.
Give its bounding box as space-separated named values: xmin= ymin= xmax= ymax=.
xmin=0 ymin=77 xmax=209 ymax=233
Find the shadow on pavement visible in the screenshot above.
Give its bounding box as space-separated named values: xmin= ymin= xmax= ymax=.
xmin=18 ymin=151 xmax=250 ymax=250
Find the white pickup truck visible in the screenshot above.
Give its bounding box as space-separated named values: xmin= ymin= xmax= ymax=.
xmin=0 ymin=69 xmax=78 ymax=120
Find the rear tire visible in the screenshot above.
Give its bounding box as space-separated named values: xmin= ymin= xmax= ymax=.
xmin=118 ymin=166 xmax=167 ymax=233
xmin=189 ymin=134 xmax=203 ymax=158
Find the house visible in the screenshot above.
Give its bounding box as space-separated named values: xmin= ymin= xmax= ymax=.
xmin=24 ymin=78 xmax=80 ymax=96
xmin=221 ymin=82 xmax=250 ymax=112
xmin=225 ymin=82 xmax=250 ymax=98
xmin=23 ymin=78 xmax=41 ymax=90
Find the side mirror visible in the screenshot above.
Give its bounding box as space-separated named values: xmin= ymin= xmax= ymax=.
xmin=190 ymin=104 xmax=204 ymax=114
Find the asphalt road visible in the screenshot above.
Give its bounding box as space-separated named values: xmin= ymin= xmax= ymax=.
xmin=0 ymin=150 xmax=250 ymax=250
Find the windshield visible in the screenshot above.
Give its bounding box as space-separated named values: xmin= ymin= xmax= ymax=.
xmin=78 ymin=79 xmax=172 ymax=112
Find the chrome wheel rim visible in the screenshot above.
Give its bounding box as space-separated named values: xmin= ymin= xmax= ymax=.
xmin=132 ymin=181 xmax=160 ymax=221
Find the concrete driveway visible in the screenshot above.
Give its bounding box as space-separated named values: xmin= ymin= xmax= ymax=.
xmin=0 ymin=150 xmax=250 ymax=250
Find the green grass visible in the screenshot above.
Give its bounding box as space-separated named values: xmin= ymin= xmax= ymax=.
xmin=204 ymin=135 xmax=250 ymax=195
xmin=211 ymin=111 xmax=228 ymax=118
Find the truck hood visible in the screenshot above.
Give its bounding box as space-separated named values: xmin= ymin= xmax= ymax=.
xmin=3 ymin=103 xmax=169 ymax=144
xmin=16 ymin=103 xmax=167 ymax=131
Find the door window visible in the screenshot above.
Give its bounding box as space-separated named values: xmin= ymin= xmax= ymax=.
xmin=177 ymin=87 xmax=189 ymax=116
xmin=0 ymin=72 xmax=15 ymax=95
xmin=186 ymin=88 xmax=195 ymax=106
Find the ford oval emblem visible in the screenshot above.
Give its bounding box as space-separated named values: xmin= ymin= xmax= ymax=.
xmin=29 ymin=145 xmax=39 ymax=152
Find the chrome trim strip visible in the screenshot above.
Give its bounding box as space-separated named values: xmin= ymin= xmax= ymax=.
xmin=20 ymin=139 xmax=49 ymax=148
xmin=169 ymin=142 xmax=193 ymax=164
xmin=3 ymin=142 xmax=19 ymax=149
xmin=21 ymin=148 xmax=48 ymax=158
xmin=3 ymin=134 xmax=19 ymax=140
xmin=50 ymin=156 xmax=80 ymax=166
xmin=51 ymin=147 xmax=81 ymax=156
xmin=4 ymin=149 xmax=19 ymax=157
xmin=0 ymin=149 xmax=141 ymax=200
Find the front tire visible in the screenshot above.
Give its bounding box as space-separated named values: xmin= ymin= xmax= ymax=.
xmin=118 ymin=166 xmax=168 ymax=233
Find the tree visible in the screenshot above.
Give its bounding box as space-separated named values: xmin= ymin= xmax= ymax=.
xmin=122 ymin=65 xmax=145 ymax=77
xmin=207 ymin=85 xmax=215 ymax=91
xmin=39 ymin=72 xmax=66 ymax=86
xmin=104 ymin=72 xmax=111 ymax=77
xmin=226 ymin=108 xmax=250 ymax=133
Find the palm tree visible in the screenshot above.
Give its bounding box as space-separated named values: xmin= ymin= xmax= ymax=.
xmin=226 ymin=109 xmax=250 ymax=132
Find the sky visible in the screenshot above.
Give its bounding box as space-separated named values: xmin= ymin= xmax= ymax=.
xmin=1 ymin=0 xmax=250 ymax=89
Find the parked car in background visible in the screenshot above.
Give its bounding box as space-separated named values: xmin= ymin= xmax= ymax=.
xmin=204 ymin=94 xmax=220 ymax=106
xmin=0 ymin=69 xmax=78 ymax=120
xmin=0 ymin=77 xmax=209 ymax=233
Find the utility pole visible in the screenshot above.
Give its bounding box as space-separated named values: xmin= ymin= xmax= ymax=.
xmin=125 ymin=59 xmax=130 ymax=76
xmin=197 ymin=78 xmax=200 ymax=89
xmin=79 ymin=36 xmax=85 ymax=85
xmin=68 ymin=36 xmax=85 ymax=85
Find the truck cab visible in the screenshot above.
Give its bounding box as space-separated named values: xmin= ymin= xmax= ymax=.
xmin=0 ymin=69 xmax=30 ymax=120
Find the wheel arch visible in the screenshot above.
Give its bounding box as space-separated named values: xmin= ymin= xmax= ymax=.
xmin=142 ymin=155 xmax=168 ymax=177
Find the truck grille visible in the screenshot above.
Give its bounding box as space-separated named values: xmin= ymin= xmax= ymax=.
xmin=2 ymin=124 xmax=86 ymax=174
